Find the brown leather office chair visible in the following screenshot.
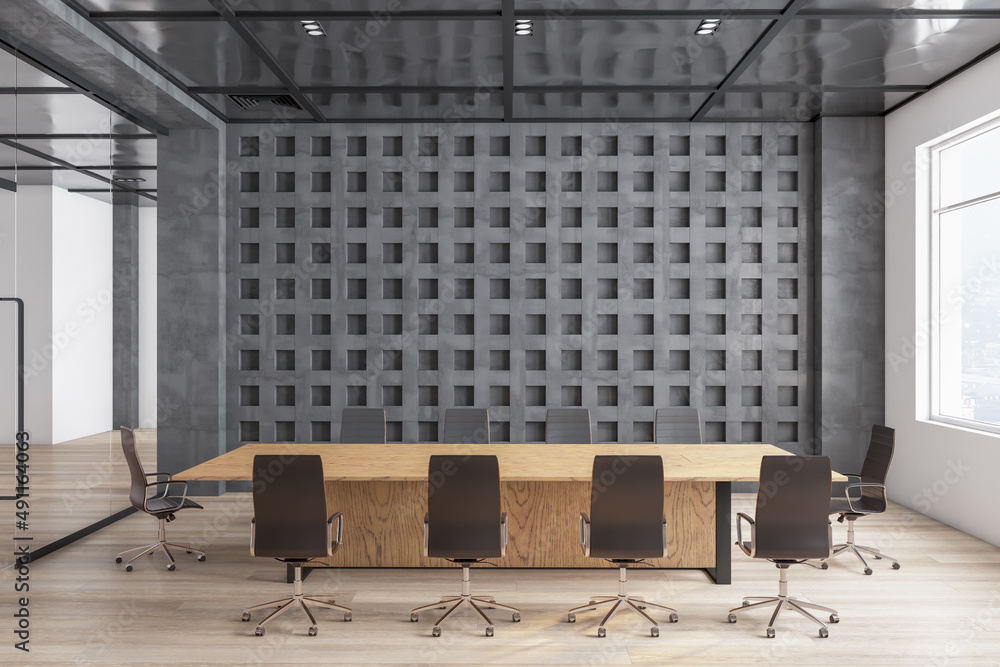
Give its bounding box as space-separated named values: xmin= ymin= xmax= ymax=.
xmin=728 ymin=456 xmax=839 ymax=638
xmin=568 ymin=455 xmax=677 ymax=637
xmin=339 ymin=407 xmax=386 ymax=443
xmin=654 ymin=408 xmax=703 ymax=444
xmin=115 ymin=426 xmax=206 ymax=572
xmin=409 ymin=455 xmax=520 ymax=637
xmin=241 ymin=454 xmax=352 ymax=636
xmin=443 ymin=408 xmax=490 ymax=444
xmin=545 ymin=407 xmax=592 ymax=444
xmin=822 ymin=425 xmax=900 ymax=575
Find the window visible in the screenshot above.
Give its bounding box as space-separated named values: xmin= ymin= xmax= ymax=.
xmin=930 ymin=118 xmax=1000 ymax=433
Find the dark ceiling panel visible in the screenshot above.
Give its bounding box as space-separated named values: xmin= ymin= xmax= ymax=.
xmin=738 ymin=18 xmax=1000 ymax=87
xmin=802 ymin=0 xmax=1000 ymax=9
xmin=514 ymin=91 xmax=709 ymax=119
xmin=108 ymin=20 xmax=283 ymax=87
xmin=74 ymin=0 xmax=212 ymax=11
xmin=246 ymin=19 xmax=504 ymax=87
xmin=702 ymin=90 xmax=917 ymax=119
xmin=514 ymin=19 xmax=771 ymax=87
xmin=306 ymin=91 xmax=504 ymax=121
xmin=235 ymin=0 xmax=501 ymax=9
xmin=515 ymin=0 xmax=787 ymax=9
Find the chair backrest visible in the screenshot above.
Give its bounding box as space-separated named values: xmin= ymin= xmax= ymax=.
xmin=251 ymin=454 xmax=330 ymax=559
xmin=589 ymin=455 xmax=665 ymax=559
xmin=427 ymin=455 xmax=502 ymax=559
xmin=753 ymin=456 xmax=832 ymax=560
xmin=858 ymin=424 xmax=895 ymax=512
xmin=120 ymin=426 xmax=147 ymax=511
xmin=340 ymin=407 xmax=386 ymax=443
xmin=545 ymin=408 xmax=592 ymax=444
xmin=443 ymin=408 xmax=490 ymax=445
xmin=655 ymin=408 xmax=703 ymax=444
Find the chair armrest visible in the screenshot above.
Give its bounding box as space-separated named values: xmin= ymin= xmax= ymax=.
xmin=500 ymin=512 xmax=508 ymax=557
xmin=423 ymin=512 xmax=429 ymax=558
xmin=736 ymin=512 xmax=755 ymax=557
xmin=249 ymin=517 xmax=256 ymax=557
xmin=327 ymin=512 xmax=345 ymax=556
xmin=579 ymin=512 xmax=591 ymax=558
xmin=143 ymin=479 xmax=187 ymax=512
xmin=662 ymin=515 xmax=668 ymax=558
xmin=144 ymin=472 xmax=173 ymax=479
xmin=844 ymin=483 xmax=886 ymax=513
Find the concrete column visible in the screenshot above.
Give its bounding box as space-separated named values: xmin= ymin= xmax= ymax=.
xmin=157 ymin=128 xmax=226 ymax=495
xmin=813 ymin=117 xmax=886 ymax=474
xmin=112 ymin=191 xmax=139 ymax=429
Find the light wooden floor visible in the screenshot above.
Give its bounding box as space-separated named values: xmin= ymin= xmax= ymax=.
xmin=2 ymin=434 xmax=1000 ymax=665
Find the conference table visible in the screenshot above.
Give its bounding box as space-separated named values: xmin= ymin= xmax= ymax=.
xmin=179 ymin=443 xmax=844 ymax=585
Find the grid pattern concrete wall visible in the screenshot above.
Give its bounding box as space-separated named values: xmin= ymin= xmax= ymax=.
xmin=227 ymin=122 xmax=813 ymax=447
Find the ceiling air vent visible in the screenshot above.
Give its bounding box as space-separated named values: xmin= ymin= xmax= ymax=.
xmin=228 ymin=94 xmax=303 ymax=111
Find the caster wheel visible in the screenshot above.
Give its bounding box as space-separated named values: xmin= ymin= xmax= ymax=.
xmin=728 ymin=613 xmax=737 ymax=623
xmin=567 ymin=613 xmax=576 ymax=623
xmin=186 ymin=550 xmax=192 ymax=554
xmin=819 ymin=628 xmax=829 ymax=638
xmin=829 ymin=614 xmax=839 ymax=623
xmin=308 ymin=627 xmax=317 ymax=637
xmin=255 ymin=627 xmax=265 ymax=637
xmin=597 ymin=627 xmax=607 ymax=638
xmin=766 ymin=628 xmax=775 ymax=638
xmin=874 ymin=555 xmax=882 ymax=560
xmin=892 ymin=562 xmax=901 ymax=570
xmin=669 ymin=613 xmax=679 ymax=623
xmin=588 ymin=600 xmax=597 ymax=605
xmin=821 ymin=562 xmax=829 ymax=570
xmin=651 ymin=627 xmax=659 ymax=637
xmin=432 ymin=627 xmax=441 ymax=637
xmin=197 ymin=555 xmax=206 ymax=562
xmin=742 ymin=600 xmax=750 ymax=607
xmin=343 ymin=612 xmax=352 ymax=622
xmin=485 ymin=627 xmax=494 ymax=637
xmin=242 ymin=612 xmax=251 ymax=622
xmin=115 ymin=556 xmax=123 ymax=564
xmin=488 ymin=598 xmax=496 ymax=603
xmin=125 ymin=565 xmax=133 ymax=573
xmin=167 ymin=564 xmax=176 ymax=572
xmin=512 ymin=613 xmax=520 ymax=623
xmin=864 ymin=568 xmax=873 ymax=576
xmin=410 ymin=613 xmax=419 ymax=622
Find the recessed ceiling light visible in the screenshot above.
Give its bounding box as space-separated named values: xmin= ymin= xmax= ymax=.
xmin=113 ymin=176 xmax=145 ymax=183
xmin=515 ymin=18 xmax=533 ymax=35
xmin=696 ymin=18 xmax=721 ymax=35
xmin=300 ymin=20 xmax=325 ymax=36
xmin=696 ymin=28 xmax=715 ymax=35
xmin=515 ymin=28 xmax=533 ymax=36
xmin=702 ymin=18 xmax=722 ymax=26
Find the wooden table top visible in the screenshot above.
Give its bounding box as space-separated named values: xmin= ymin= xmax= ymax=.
xmin=177 ymin=443 xmax=846 ymax=483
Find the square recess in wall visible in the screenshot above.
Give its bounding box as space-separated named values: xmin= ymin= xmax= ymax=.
xmin=634 ymin=350 xmax=654 ymax=372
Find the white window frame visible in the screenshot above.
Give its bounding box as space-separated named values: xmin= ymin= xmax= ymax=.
xmin=929 ymin=114 xmax=1000 ymax=436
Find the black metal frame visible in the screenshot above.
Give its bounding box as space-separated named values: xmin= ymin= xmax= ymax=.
xmin=0 ymin=297 xmax=24 ymax=501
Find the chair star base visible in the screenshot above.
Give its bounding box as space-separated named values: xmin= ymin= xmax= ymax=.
xmin=825 ymin=516 xmax=900 ymax=575
xmin=242 ymin=563 xmax=352 ymax=636
xmin=728 ymin=564 xmax=839 ymax=638
xmin=567 ymin=565 xmax=678 ymax=637
xmin=409 ymin=563 xmax=520 ymax=637
xmin=115 ymin=517 xmax=205 ymax=572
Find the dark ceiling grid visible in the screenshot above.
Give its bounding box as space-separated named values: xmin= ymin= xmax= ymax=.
xmin=53 ymin=1 xmax=1000 ymax=124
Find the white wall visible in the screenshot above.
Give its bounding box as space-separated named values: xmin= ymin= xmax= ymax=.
xmin=51 ymin=188 xmax=113 ymax=443
xmin=138 ymin=206 xmax=157 ymax=427
xmin=886 ymin=50 xmax=1000 ymax=547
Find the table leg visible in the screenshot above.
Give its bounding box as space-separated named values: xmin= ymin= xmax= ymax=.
xmin=705 ymin=481 xmax=731 ymax=584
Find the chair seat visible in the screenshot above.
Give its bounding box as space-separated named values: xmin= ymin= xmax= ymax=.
xmin=146 ymin=496 xmax=203 ymax=514
xmin=830 ymin=497 xmax=882 ymax=516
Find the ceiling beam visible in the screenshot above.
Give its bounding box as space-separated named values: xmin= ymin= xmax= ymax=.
xmin=205 ymin=0 xmax=325 ymax=122
xmin=0 ymin=137 xmax=154 ymax=201
xmin=0 ymin=34 xmax=171 ymax=136
xmin=0 ymin=133 xmax=156 ymax=140
xmin=0 ymin=87 xmax=77 ymax=95
xmin=0 ymin=165 xmax=156 ymax=171
xmin=0 ymin=176 xmax=15 ymax=192
xmin=502 ymin=0 xmax=514 ymax=122
xmin=691 ymin=0 xmax=812 ymax=122
xmin=58 ymin=0 xmax=228 ymax=124
xmin=84 ymin=8 xmax=1000 ymax=22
